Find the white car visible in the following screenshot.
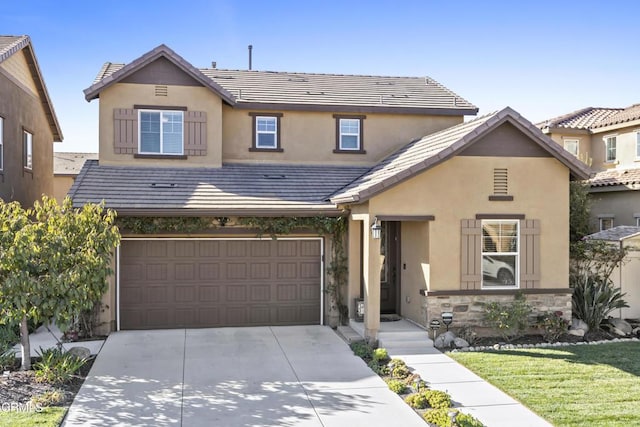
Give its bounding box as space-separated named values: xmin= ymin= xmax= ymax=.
xmin=483 ymin=256 xmax=515 ymax=285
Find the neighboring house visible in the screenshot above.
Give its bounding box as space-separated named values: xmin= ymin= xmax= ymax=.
xmin=0 ymin=35 xmax=63 ymax=207
xmin=71 ymin=44 xmax=589 ymax=339
xmin=53 ymin=152 xmax=98 ymax=203
xmin=540 ymin=105 xmax=640 ymax=231
xmin=586 ymin=226 xmax=640 ymax=319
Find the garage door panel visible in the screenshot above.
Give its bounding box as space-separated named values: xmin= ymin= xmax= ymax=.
xmin=120 ymin=239 xmax=321 ymax=329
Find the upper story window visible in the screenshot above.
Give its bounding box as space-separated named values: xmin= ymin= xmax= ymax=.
xmin=564 ymin=138 xmax=579 ymax=156
xmin=481 ymin=220 xmax=518 ymax=288
xmin=139 ymin=110 xmax=184 ymax=155
xmin=23 ymin=130 xmax=33 ymax=171
xmin=333 ymin=114 xmax=366 ymax=153
xmin=0 ymin=117 xmax=3 ymax=171
xmin=249 ymin=113 xmax=283 ymax=152
xmin=604 ymin=135 xmax=617 ymax=163
xmin=599 ymin=216 xmax=614 ymax=231
xmin=636 ymin=132 xmax=640 ymax=159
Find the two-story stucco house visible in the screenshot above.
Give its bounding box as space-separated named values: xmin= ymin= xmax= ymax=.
xmin=71 ymin=44 xmax=589 ymax=340
xmin=540 ymin=105 xmax=640 ymax=231
xmin=0 ymin=35 xmax=62 ymax=207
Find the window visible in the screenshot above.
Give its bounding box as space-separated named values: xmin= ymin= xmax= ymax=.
xmin=249 ymin=113 xmax=283 ymax=151
xmin=599 ymin=217 xmax=614 ymax=231
xmin=564 ymin=139 xmax=579 ymax=156
xmin=0 ymin=117 xmax=3 ymax=171
xmin=481 ymin=220 xmax=518 ymax=288
xmin=23 ymin=130 xmax=32 ymax=170
xmin=605 ymin=136 xmax=617 ymax=162
xmin=333 ymin=115 xmax=366 ymax=153
xmin=139 ymin=110 xmax=183 ymax=155
xmin=636 ymin=216 xmax=640 ymax=227
xmin=636 ymin=132 xmax=640 ymax=159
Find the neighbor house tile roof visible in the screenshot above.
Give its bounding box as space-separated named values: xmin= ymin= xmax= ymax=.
xmin=539 ymin=104 xmax=640 ymax=131
xmin=54 ymin=152 xmax=98 ymax=176
xmin=330 ymin=107 xmax=591 ymax=204
xmin=69 ymin=161 xmax=369 ymax=216
xmin=586 ymin=225 xmax=640 ymax=242
xmin=0 ymin=35 xmax=63 ymax=141
xmin=588 ymin=168 xmax=640 ymax=187
xmin=84 ymin=45 xmax=477 ymax=115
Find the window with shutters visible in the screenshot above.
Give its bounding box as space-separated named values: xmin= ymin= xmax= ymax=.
xmin=481 ymin=220 xmax=518 ymax=288
xmin=139 ymin=110 xmax=183 ymax=155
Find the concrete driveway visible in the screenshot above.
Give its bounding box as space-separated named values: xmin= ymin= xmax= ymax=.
xmin=63 ymin=326 xmax=423 ymax=426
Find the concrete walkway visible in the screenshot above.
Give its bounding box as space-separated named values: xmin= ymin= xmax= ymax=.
xmin=11 ymin=324 xmax=105 ymax=357
xmin=345 ymin=320 xmax=551 ymax=426
xmin=63 ymin=326 xmax=424 ymax=427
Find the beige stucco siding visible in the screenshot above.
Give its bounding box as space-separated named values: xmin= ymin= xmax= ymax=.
xmin=98 ymin=83 xmax=223 ymax=167
xmin=53 ymin=176 xmax=75 ymax=203
xmin=591 ymin=126 xmax=640 ymax=171
xmin=0 ymin=50 xmax=39 ymax=96
xmin=367 ymin=156 xmax=571 ymax=291
xmin=222 ymin=107 xmax=462 ymax=165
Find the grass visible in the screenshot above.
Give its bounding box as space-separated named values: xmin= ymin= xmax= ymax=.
xmin=0 ymin=407 xmax=66 ymax=427
xmin=449 ymin=342 xmax=640 ymax=427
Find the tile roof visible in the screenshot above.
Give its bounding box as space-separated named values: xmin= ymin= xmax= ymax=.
xmin=330 ymin=107 xmax=591 ymax=204
xmin=69 ymin=161 xmax=369 ymax=216
xmin=0 ymin=35 xmax=63 ymax=141
xmin=539 ymin=104 xmax=640 ymax=131
xmin=85 ymin=45 xmax=477 ymax=115
xmin=588 ymin=168 xmax=640 ymax=187
xmin=586 ymin=225 xmax=640 ymax=242
xmin=54 ymin=152 xmax=98 ymax=175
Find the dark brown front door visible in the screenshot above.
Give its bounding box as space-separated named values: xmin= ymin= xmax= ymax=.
xmin=119 ymin=239 xmax=322 ymax=330
xmin=380 ymin=222 xmax=400 ymax=314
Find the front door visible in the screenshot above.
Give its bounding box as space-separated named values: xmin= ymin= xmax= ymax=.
xmin=380 ymin=222 xmax=400 ymax=314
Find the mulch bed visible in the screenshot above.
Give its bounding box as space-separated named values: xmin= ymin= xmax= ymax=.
xmin=0 ymin=356 xmax=94 ymax=407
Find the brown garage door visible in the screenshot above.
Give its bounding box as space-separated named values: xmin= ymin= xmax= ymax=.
xmin=119 ymin=239 xmax=322 ymax=329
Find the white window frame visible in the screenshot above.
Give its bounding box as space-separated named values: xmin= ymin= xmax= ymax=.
xmin=604 ymin=135 xmax=617 ymax=163
xmin=636 ymin=217 xmax=640 ymax=227
xmin=255 ymin=116 xmax=278 ymax=149
xmin=138 ymin=109 xmax=184 ymax=155
xmin=481 ymin=219 xmax=519 ymax=289
xmin=599 ymin=216 xmax=614 ymax=231
xmin=23 ymin=130 xmax=33 ymax=171
xmin=636 ymin=131 xmax=640 ymax=160
xmin=0 ymin=117 xmax=3 ymax=171
xmin=563 ymin=138 xmax=579 ymax=157
xmin=339 ymin=118 xmax=361 ymax=151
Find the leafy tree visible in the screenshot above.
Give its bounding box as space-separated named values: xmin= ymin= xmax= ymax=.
xmin=0 ymin=197 xmax=120 ymax=370
xmin=569 ymin=181 xmax=592 ymax=244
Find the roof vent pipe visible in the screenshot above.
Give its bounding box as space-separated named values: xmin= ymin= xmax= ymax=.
xmin=248 ymin=45 xmax=253 ymax=70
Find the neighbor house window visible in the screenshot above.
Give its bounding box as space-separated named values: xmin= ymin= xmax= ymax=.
xmin=564 ymin=139 xmax=579 ymax=156
xmin=249 ymin=113 xmax=283 ymax=151
xmin=139 ymin=110 xmax=183 ymax=155
xmin=636 ymin=132 xmax=640 ymax=159
xmin=0 ymin=117 xmax=3 ymax=171
xmin=23 ymin=130 xmax=33 ymax=170
xmin=636 ymin=216 xmax=640 ymax=227
xmin=599 ymin=216 xmax=614 ymax=231
xmin=481 ymin=220 xmax=518 ymax=288
xmin=605 ymin=136 xmax=617 ymax=162
xmin=333 ymin=115 xmax=366 ymax=153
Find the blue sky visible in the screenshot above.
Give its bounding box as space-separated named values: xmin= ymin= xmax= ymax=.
xmin=3 ymin=1 xmax=639 ymax=153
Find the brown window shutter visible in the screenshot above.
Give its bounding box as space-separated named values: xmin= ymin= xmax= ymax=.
xmin=460 ymin=219 xmax=482 ymax=290
xmin=113 ymin=109 xmax=138 ymax=154
xmin=184 ymin=111 xmax=207 ymax=156
xmin=520 ymin=219 xmax=541 ymax=288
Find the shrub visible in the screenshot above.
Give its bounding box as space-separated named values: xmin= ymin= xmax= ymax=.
xmin=385 ymin=378 xmax=408 ymax=394
xmin=372 ymin=347 xmax=389 ymax=363
xmin=34 ymin=347 xmax=88 ymax=385
xmin=536 ymin=311 xmax=569 ymax=343
xmin=391 ymin=363 xmax=410 ymax=379
xmin=423 ymin=408 xmax=452 ymax=427
xmin=456 ymin=411 xmax=485 ymax=426
xmin=350 ymin=341 xmax=373 ymax=361
xmin=405 ymin=392 xmax=429 ymax=409
xmin=31 ymin=390 xmax=64 ymax=407
xmin=456 ymin=325 xmax=480 ymax=346
xmin=0 ymin=348 xmax=17 ymax=371
xmin=367 ymin=359 xmax=389 ymax=376
xmin=572 ymin=274 xmax=629 ymax=331
xmin=484 ymin=292 xmax=532 ymax=342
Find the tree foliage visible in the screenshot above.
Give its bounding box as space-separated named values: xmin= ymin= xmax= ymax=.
xmin=569 ymin=181 xmax=592 ymax=244
xmin=0 ymin=197 xmax=120 ymax=369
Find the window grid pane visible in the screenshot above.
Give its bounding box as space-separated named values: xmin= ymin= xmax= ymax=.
xmin=606 ymin=137 xmax=616 ymax=162
xmin=636 ymin=133 xmax=640 ymax=158
xmin=256 ymin=116 xmax=277 ymax=148
xmin=482 ymin=220 xmax=518 ymax=288
xmin=339 ymin=119 xmax=360 ymax=150
xmin=139 ymin=110 xmax=183 ymax=154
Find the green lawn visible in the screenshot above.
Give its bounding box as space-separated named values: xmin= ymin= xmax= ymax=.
xmin=0 ymin=407 xmax=66 ymax=427
xmin=449 ymin=342 xmax=640 ymax=427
